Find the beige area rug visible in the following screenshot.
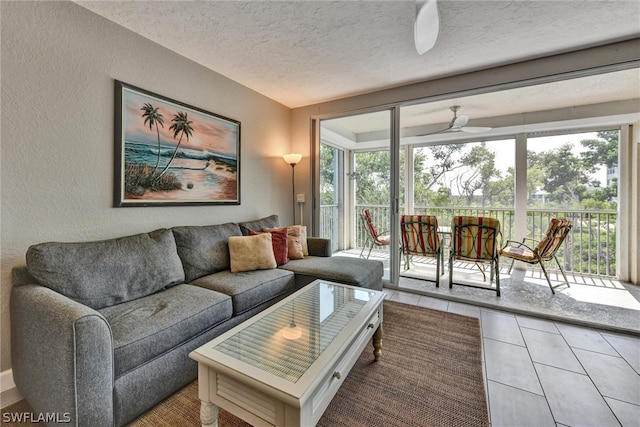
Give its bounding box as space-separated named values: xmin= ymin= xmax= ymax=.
xmin=3 ymin=301 xmax=488 ymax=427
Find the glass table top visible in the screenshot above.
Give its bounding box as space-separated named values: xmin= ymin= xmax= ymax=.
xmin=212 ymin=281 xmax=380 ymax=383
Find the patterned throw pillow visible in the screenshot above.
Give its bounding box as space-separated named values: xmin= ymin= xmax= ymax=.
xmin=264 ymin=226 xmax=306 ymax=260
xmin=248 ymin=227 xmax=289 ymax=265
xmin=287 ymin=225 xmax=309 ymax=256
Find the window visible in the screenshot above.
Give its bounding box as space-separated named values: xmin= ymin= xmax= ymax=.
xmin=526 ymin=130 xmax=619 ymax=276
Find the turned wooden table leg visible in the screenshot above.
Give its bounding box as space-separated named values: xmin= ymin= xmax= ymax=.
xmin=373 ymin=324 xmax=383 ymax=361
xmin=200 ymin=400 xmax=219 ymax=427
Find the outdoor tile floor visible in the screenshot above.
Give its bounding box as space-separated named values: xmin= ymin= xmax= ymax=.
xmin=384 ymin=288 xmax=640 ymax=426
xmin=338 ymin=248 xmax=640 ymax=334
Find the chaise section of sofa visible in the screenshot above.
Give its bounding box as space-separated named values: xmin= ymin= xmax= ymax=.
xmin=281 ymin=256 xmax=384 ymax=291
xmin=236 ymin=215 xmax=384 ymax=291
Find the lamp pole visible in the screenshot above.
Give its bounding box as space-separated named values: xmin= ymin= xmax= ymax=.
xmin=283 ymin=154 xmax=302 ymax=224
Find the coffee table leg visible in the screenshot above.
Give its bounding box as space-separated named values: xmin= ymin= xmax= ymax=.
xmin=373 ymin=325 xmax=383 ymax=361
xmin=200 ymin=400 xmax=219 ymax=427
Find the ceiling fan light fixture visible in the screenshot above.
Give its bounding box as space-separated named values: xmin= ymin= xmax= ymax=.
xmin=452 ymin=114 xmax=469 ymax=128
xmin=414 ymin=0 xmax=439 ymax=55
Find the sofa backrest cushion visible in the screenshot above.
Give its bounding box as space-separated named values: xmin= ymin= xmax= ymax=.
xmin=26 ymin=229 xmax=185 ymax=309
xmin=237 ymin=214 xmax=280 ymax=236
xmin=171 ymin=222 xmax=242 ymax=282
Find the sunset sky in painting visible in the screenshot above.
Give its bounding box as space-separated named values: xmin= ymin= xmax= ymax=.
xmin=123 ymin=89 xmax=238 ymax=158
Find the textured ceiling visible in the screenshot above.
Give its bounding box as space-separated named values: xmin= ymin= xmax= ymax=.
xmin=76 ymin=0 xmax=640 ymax=108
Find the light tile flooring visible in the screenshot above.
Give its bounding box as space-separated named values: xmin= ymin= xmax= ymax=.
xmin=384 ymin=288 xmax=640 ymax=427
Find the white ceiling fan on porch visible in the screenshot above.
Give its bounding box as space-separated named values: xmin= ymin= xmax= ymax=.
xmin=418 ymin=106 xmax=493 ymax=136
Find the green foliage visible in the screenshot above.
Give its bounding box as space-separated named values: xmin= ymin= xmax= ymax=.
xmin=457 ymin=143 xmax=499 ymax=205
xmin=487 ymin=167 xmax=513 ymax=206
xmin=355 ymin=150 xmax=391 ymax=205
xmin=411 ymin=143 xmax=510 ymax=208
xmin=527 ymin=130 xmax=619 ymax=209
xmin=581 ymin=131 xmax=619 ymax=169
xmin=529 ymin=143 xmax=589 ymax=206
xmin=320 ymin=144 xmax=338 ymax=205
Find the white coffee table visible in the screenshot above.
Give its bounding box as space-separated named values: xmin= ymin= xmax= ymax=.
xmin=189 ymin=279 xmax=385 ymax=427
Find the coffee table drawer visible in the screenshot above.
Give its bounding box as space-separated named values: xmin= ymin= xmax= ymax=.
xmin=307 ymin=307 xmax=381 ymax=425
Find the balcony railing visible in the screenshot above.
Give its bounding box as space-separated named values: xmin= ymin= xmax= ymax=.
xmin=320 ymin=205 xmax=617 ymax=277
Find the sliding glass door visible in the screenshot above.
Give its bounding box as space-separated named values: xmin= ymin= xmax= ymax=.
xmin=318 ymin=143 xmax=343 ymax=253
xmin=316 ymin=108 xmax=399 ymax=284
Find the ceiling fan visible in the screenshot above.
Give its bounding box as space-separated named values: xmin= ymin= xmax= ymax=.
xmin=418 ymin=106 xmax=493 ymax=136
xmin=414 ymin=0 xmax=439 ymax=55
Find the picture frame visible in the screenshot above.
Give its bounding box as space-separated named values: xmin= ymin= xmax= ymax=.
xmin=114 ymin=80 xmax=240 ymax=207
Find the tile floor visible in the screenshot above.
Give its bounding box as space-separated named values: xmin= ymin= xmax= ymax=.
xmin=384 ymin=288 xmax=640 ymax=427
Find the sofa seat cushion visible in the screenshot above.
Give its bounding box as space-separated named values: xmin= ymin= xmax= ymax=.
xmin=26 ymin=229 xmax=185 ymax=309
xmin=99 ymin=284 xmax=232 ymax=378
xmin=280 ymin=256 xmax=384 ymax=291
xmin=191 ymin=269 xmax=295 ymax=316
xmin=172 ymin=223 xmax=244 ymax=282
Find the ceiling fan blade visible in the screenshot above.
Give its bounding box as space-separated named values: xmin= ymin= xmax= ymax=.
xmin=414 ymin=126 xmax=452 ymax=137
xmin=461 ymin=126 xmax=492 ymax=134
xmin=414 ymin=0 xmax=439 ymax=55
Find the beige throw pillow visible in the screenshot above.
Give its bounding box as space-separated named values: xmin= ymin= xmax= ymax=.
xmin=228 ymin=234 xmax=277 ymax=273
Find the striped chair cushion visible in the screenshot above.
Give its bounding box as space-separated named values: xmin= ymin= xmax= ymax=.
xmin=401 ymin=215 xmax=440 ymax=256
xmin=362 ymin=209 xmax=390 ymax=245
xmin=536 ymin=218 xmax=573 ymax=260
xmin=451 ymin=216 xmax=501 ymax=262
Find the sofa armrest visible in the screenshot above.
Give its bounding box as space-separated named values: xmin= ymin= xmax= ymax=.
xmin=11 ymin=284 xmax=114 ymax=427
xmin=307 ymin=237 xmax=332 ymax=257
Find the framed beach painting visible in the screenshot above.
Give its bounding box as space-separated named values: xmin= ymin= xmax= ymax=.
xmin=114 ymin=80 xmax=240 ymax=206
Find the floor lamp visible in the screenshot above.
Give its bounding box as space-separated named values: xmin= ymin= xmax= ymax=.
xmin=283 ymin=153 xmax=302 ymax=224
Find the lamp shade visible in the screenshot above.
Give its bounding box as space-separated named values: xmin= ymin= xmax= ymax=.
xmin=283 ymin=153 xmax=302 ymax=165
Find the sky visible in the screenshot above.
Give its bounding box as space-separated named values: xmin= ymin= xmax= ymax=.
xmin=122 ymin=88 xmax=238 ymax=158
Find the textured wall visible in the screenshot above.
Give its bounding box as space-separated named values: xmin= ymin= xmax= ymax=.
xmin=0 ymin=1 xmax=292 ymax=371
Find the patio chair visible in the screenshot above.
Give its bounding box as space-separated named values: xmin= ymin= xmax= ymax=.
xmin=400 ymin=215 xmax=443 ymax=286
xmin=449 ymin=216 xmax=502 ymax=296
xmin=500 ymin=218 xmax=573 ymax=294
xmin=360 ymin=208 xmax=391 ymax=259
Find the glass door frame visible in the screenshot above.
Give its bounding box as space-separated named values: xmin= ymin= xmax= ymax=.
xmin=312 ymin=106 xmax=401 ymax=287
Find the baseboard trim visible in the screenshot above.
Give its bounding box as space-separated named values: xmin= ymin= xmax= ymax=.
xmin=1 ymin=369 xmax=23 ymax=408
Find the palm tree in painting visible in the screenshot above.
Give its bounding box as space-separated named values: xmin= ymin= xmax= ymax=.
xmin=156 ymin=111 xmax=194 ymax=179
xmin=140 ymin=103 xmax=164 ymax=174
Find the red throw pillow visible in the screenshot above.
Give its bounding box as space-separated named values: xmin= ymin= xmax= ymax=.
xmin=248 ymin=228 xmax=289 ymax=265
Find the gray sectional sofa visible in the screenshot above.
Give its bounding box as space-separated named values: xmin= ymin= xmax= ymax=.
xmin=10 ymin=215 xmax=383 ymax=427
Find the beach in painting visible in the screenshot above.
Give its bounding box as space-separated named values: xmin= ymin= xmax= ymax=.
xmin=124 ymin=141 xmax=237 ymax=201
